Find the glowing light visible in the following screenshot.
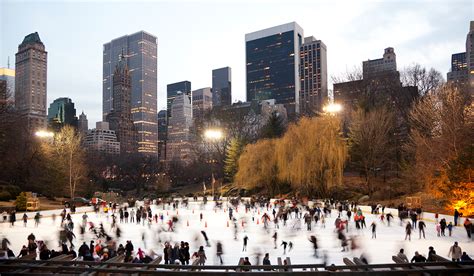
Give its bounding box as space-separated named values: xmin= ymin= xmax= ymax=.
xmin=204 ymin=129 xmax=223 ymax=140
xmin=323 ymin=103 xmax=343 ymax=114
xmin=35 ymin=130 xmax=54 ymax=138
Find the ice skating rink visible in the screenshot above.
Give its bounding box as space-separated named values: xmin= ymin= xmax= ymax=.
xmin=1 ymin=200 xmax=472 ymax=265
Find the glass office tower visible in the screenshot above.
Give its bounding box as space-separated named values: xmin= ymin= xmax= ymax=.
xmin=245 ymin=22 xmax=303 ymax=115
xmin=103 ymin=31 xmax=158 ymax=155
xmin=212 ymin=67 xmax=232 ymax=107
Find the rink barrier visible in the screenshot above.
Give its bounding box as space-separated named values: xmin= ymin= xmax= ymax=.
xmin=0 ymin=259 xmax=473 ymax=275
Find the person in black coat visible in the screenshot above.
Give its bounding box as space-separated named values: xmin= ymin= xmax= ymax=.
xmin=411 ymin=251 xmax=426 ymax=263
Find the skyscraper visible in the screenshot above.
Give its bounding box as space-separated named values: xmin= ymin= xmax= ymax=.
xmin=167 ymin=81 xmax=191 ymax=120
xmin=47 ymin=97 xmax=78 ymax=131
xmin=15 ymin=32 xmax=47 ymax=132
xmin=157 ymin=110 xmax=167 ymax=162
xmin=106 ymin=57 xmax=136 ymax=155
xmin=212 ymin=67 xmax=232 ymax=107
xmin=0 ymin=67 xmax=15 ymax=103
xmin=103 ymin=31 xmax=158 ymax=155
xmin=78 ymin=111 xmax=88 ymax=135
xmin=246 ymin=22 xmax=303 ymax=115
xmin=299 ymin=36 xmax=327 ymax=114
xmin=166 ymin=92 xmax=194 ymax=165
xmin=466 ymin=21 xmax=474 ymax=96
xmin=192 ymin=87 xmax=212 ymax=119
xmin=447 ymin=52 xmax=468 ymax=84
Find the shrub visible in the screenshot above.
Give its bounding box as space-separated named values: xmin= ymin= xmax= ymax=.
xmin=15 ymin=192 xmax=27 ymax=211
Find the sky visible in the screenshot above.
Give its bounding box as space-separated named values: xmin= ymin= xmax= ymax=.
xmin=1 ymin=0 xmax=472 ymax=128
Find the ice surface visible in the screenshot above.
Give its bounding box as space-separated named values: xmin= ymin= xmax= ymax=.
xmin=1 ymin=199 xmax=472 ymax=266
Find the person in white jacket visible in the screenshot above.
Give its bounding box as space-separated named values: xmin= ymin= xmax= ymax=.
xmin=448 ymin=241 xmax=462 ymax=262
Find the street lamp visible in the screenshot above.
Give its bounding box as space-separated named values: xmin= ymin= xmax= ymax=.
xmin=35 ymin=130 xmax=54 ymax=138
xmin=204 ymin=129 xmax=223 ymax=140
xmin=323 ymin=103 xmax=343 ymax=114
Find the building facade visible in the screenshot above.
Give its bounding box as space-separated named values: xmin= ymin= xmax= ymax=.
xmin=167 ymin=80 xmax=191 ymax=121
xmin=157 ymin=109 xmax=167 ymax=162
xmin=246 ymin=22 xmax=304 ymax=116
xmin=362 ymin=47 xmax=397 ymax=79
xmin=84 ymin=121 xmax=120 ymax=155
xmin=78 ymin=111 xmax=88 ymax=135
xmin=166 ymin=92 xmax=194 ymax=165
xmin=192 ymin=87 xmax=212 ymax=119
xmin=15 ymin=32 xmax=48 ymax=132
xmin=447 ymin=52 xmax=468 ymax=84
xmin=466 ymin=21 xmax=474 ymax=96
xmin=299 ymin=36 xmax=327 ymax=114
xmin=0 ymin=68 xmax=15 ymax=104
xmin=103 ymin=31 xmax=158 ymax=155
xmin=212 ymin=67 xmax=232 ymax=107
xmin=47 ymin=97 xmax=78 ymax=131
xmin=106 ymin=57 xmax=136 ymax=155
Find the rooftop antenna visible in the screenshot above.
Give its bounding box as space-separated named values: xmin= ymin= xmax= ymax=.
xmin=7 ymin=56 xmax=10 ymax=69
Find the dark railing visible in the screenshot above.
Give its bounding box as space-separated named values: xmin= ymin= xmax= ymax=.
xmin=0 ymin=259 xmax=473 ymax=275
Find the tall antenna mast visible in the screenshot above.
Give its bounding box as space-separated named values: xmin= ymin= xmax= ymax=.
xmin=7 ymin=56 xmax=10 ymax=69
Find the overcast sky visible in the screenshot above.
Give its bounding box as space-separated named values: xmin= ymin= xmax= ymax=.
xmin=1 ymin=0 xmax=472 ymax=128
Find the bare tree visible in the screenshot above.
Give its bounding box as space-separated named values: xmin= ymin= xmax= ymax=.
xmin=348 ymin=107 xmax=396 ymax=196
xmin=405 ymin=83 xmax=472 ymax=200
xmin=401 ymin=63 xmax=444 ymax=97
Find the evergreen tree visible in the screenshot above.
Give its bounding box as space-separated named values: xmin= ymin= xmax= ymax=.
xmin=224 ymin=138 xmax=245 ymax=183
xmin=260 ymin=111 xmax=285 ymax=139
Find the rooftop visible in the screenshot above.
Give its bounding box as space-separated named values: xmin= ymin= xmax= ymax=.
xmin=20 ymin=32 xmax=43 ymax=47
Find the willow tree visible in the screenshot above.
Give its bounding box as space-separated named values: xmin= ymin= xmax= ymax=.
xmin=234 ymin=139 xmax=280 ymax=195
xmin=276 ymin=116 xmax=347 ymax=197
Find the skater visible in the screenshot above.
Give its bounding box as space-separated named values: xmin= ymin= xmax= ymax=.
xmin=436 ymin=223 xmax=441 ymax=237
xmin=397 ymin=249 xmax=409 ymax=262
xmin=440 ymin=218 xmax=447 ymax=236
xmin=464 ymin=218 xmax=472 ymax=239
xmin=197 ymin=246 xmax=207 ymax=265
xmin=216 ymin=241 xmax=224 ymax=265
xmin=447 ymin=222 xmax=453 ymax=237
xmin=200 ymin=213 xmax=203 ymax=222
xmin=242 ymin=235 xmax=248 ymax=252
xmin=418 ymin=220 xmax=426 ymax=239
xmin=448 ymin=241 xmax=462 ymax=262
xmin=201 ymin=231 xmax=210 ymax=247
xmin=272 ymin=232 xmax=278 ymax=249
xmin=9 ymin=210 xmax=16 ymax=227
xmin=281 ymin=241 xmax=288 ymax=255
xmin=454 ymin=209 xmax=460 ymax=226
xmin=371 ymin=222 xmax=376 ymax=239
xmin=309 ymin=235 xmax=318 ymax=257
xmin=405 ymin=222 xmax=412 ymax=241
xmin=22 ymin=213 xmax=28 ymax=227
xmin=386 ymin=213 xmax=394 ymax=226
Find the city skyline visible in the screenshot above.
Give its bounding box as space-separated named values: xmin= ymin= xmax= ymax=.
xmin=1 ymin=0 xmax=472 ymax=127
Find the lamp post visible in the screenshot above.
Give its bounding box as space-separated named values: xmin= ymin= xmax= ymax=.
xmin=203 ymin=128 xmax=224 ymax=198
xmin=322 ymin=103 xmax=343 ymax=114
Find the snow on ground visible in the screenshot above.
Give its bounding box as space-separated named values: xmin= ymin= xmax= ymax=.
xmin=1 ymin=200 xmax=472 ymax=266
